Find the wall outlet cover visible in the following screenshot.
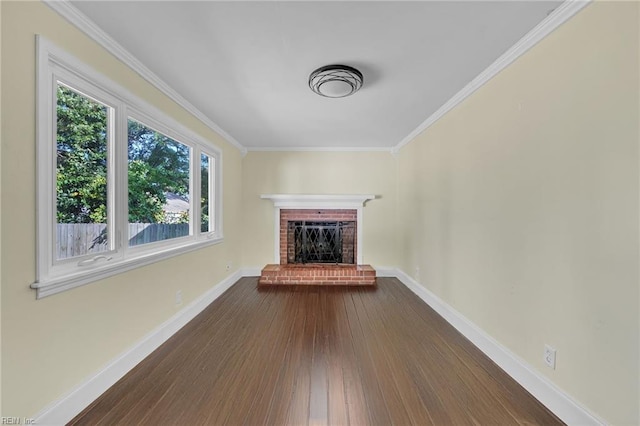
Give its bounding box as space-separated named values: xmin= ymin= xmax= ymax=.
xmin=543 ymin=344 xmax=556 ymax=369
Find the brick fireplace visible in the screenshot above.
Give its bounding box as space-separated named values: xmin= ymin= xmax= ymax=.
xmin=258 ymin=194 xmax=377 ymax=286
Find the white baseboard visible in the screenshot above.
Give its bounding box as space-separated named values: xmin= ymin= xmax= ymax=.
xmin=392 ymin=268 xmax=605 ymax=426
xmin=373 ymin=266 xmax=397 ymax=277
xmin=242 ymin=267 xmax=263 ymax=277
xmin=34 ymin=269 xmax=243 ymax=425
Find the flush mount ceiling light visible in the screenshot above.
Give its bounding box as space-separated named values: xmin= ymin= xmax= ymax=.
xmin=309 ymin=65 xmax=363 ymax=98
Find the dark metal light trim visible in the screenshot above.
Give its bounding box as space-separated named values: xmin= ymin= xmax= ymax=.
xmin=308 ymin=64 xmax=364 ymax=98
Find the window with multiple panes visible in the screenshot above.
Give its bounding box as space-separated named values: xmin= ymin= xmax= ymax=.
xmin=200 ymin=152 xmax=216 ymax=234
xmin=127 ymin=118 xmax=192 ymax=247
xmin=55 ymin=83 xmax=113 ymax=260
xmin=35 ymin=36 xmax=223 ymax=298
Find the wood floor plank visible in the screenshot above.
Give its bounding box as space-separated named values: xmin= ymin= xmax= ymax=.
xmin=70 ymin=277 xmax=563 ymax=426
xmin=374 ymin=279 xmax=518 ymax=424
xmin=70 ymin=277 xmax=262 ymax=426
xmin=309 ymin=289 xmax=329 ymax=426
xmin=321 ymin=289 xmax=349 ymax=426
xmin=355 ymin=285 xmax=434 ymax=425
xmin=264 ymin=287 xmax=312 ymax=425
xmin=121 ymin=279 xmax=274 ymax=425
xmin=350 ymin=289 xmax=415 ymax=425
xmin=277 ymin=287 xmax=317 ymax=426
xmin=384 ymin=279 xmax=562 ymax=425
xmin=334 ymin=288 xmax=371 ymax=426
xmin=199 ymin=289 xmax=291 ymax=425
xmin=342 ymin=290 xmax=394 ymax=425
xmin=240 ymin=286 xmax=310 ymax=426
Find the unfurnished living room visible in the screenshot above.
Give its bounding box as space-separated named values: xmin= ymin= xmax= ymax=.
xmin=0 ymin=0 xmax=638 ymax=425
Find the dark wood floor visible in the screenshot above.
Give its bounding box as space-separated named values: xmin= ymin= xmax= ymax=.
xmin=70 ymin=278 xmax=562 ymax=425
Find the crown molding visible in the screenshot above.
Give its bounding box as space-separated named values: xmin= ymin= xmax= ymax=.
xmin=43 ymin=0 xmax=247 ymax=156
xmin=391 ymin=0 xmax=592 ymax=155
xmin=245 ymin=146 xmax=393 ymax=153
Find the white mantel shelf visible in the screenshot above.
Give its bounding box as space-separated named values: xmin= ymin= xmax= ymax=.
xmin=260 ymin=194 xmax=376 ymax=209
xmin=261 ymin=194 xmax=376 ymax=264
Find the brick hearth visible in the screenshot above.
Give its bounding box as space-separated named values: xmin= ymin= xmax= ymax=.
xmin=259 ymin=264 xmax=376 ymax=286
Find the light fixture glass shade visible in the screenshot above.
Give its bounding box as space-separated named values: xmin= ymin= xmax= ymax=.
xmin=309 ymin=65 xmax=363 ymax=98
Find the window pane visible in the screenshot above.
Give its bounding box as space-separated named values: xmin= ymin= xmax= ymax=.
xmin=201 ymin=154 xmax=210 ymax=233
xmin=56 ymin=84 xmax=109 ymax=260
xmin=128 ymin=119 xmax=191 ymax=246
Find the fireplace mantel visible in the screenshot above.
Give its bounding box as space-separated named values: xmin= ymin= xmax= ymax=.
xmin=261 ymin=194 xmax=376 ymax=264
xmin=260 ymin=194 xmax=375 ymax=209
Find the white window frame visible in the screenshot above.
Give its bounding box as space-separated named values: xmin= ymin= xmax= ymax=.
xmin=33 ymin=36 xmax=223 ymax=298
xmin=198 ymin=149 xmax=218 ymax=236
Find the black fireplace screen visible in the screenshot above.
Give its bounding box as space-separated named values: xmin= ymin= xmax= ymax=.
xmin=287 ymin=221 xmax=355 ymax=264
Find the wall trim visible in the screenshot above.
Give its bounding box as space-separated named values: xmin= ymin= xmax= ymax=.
xmin=43 ymin=0 xmax=247 ymax=156
xmin=391 ymin=0 xmax=592 ymax=154
xmin=373 ymin=266 xmax=397 ymax=277
xmin=391 ymin=268 xmax=605 ymax=426
xmin=242 ymin=267 xmax=263 ymax=277
xmin=33 ymin=269 xmax=244 ymax=425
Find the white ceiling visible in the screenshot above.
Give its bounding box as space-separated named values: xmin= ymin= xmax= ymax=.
xmin=70 ymin=1 xmax=561 ymax=150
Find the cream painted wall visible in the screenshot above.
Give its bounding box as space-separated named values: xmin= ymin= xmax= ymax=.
xmin=0 ymin=2 xmax=242 ymax=418
xmin=397 ymin=2 xmax=639 ymax=424
xmin=241 ymin=151 xmax=398 ymax=268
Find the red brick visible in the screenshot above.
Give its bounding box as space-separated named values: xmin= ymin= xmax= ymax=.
xmin=259 ymin=263 xmax=375 ymax=286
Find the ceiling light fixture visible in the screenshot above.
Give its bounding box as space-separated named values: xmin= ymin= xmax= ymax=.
xmin=309 ymin=65 xmax=363 ymax=98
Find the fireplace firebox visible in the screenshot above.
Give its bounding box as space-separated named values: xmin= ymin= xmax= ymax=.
xmin=287 ymin=221 xmax=355 ymax=264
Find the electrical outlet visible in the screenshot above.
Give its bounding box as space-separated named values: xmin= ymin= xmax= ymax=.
xmin=415 ymin=267 xmax=420 ymax=281
xmin=175 ymin=290 xmax=182 ymax=306
xmin=543 ymin=344 xmax=556 ymax=369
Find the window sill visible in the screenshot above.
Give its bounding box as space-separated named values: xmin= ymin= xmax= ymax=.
xmin=31 ymin=236 xmax=224 ymax=299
